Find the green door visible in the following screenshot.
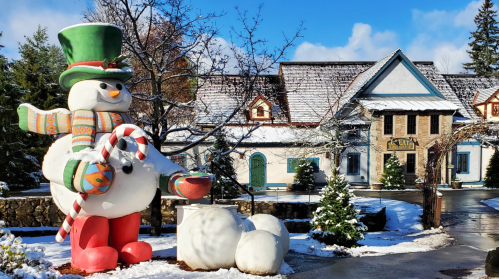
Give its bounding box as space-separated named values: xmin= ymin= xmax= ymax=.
xmin=250 ymin=154 xmax=265 ymax=187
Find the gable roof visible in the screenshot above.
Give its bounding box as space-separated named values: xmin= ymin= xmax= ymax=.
xmin=474 ymin=86 xmax=499 ymax=104
xmin=335 ymin=49 xmax=470 ymax=121
xmin=248 ymin=94 xmax=272 ymax=108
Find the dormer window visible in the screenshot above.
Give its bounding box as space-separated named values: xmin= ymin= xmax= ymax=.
xmin=257 ymin=106 xmax=264 ymax=117
xmin=248 ymin=94 xmax=272 ymax=121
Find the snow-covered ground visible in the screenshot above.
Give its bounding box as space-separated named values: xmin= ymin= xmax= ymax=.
xmin=21 ymin=234 xmax=292 ymax=278
xmin=8 ymin=196 xmax=452 ymax=278
xmin=482 ymin=197 xmax=499 ymax=210
xmin=288 ymin=197 xmax=452 ymax=258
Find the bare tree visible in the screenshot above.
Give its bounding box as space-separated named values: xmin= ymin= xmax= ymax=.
xmin=437 ymin=54 xmax=452 ymax=74
xmin=283 ymin=71 xmax=374 ymax=169
xmin=84 ymin=0 xmax=303 ymax=236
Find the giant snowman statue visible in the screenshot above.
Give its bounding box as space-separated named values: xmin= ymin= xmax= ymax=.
xmin=17 ymin=23 xmax=212 ymax=273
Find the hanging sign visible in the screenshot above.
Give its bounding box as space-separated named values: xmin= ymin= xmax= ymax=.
xmin=387 ymin=138 xmax=415 ymax=151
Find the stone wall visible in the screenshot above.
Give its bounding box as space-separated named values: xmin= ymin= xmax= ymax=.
xmin=0 ymin=197 xmax=317 ymax=227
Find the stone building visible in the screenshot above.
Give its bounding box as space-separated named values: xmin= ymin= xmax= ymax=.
xmin=162 ymin=49 xmax=499 ymax=188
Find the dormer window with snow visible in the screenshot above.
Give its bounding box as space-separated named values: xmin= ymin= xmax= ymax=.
xmin=248 ymin=94 xmax=272 ymax=121
xmin=473 ymin=86 xmax=499 ymax=120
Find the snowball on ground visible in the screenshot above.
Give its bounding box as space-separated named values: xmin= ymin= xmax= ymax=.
xmin=178 ymin=207 xmax=245 ymax=270
xmin=235 ymin=230 xmax=284 ymax=276
xmin=246 ymin=214 xmax=290 ymax=256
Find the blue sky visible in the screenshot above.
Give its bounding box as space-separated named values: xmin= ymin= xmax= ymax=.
xmin=0 ymin=0 xmax=485 ymax=73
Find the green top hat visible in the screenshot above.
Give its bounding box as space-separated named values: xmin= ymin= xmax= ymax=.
xmin=58 ymin=23 xmax=134 ymax=91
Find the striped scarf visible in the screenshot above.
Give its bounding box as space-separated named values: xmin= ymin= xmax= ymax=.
xmin=18 ymin=104 xmax=133 ymax=152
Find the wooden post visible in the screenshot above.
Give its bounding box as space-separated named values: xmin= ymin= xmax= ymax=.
xmin=434 ymin=191 xmax=443 ymax=228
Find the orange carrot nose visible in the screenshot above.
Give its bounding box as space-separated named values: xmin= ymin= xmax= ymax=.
xmin=110 ymin=90 xmax=120 ymax=98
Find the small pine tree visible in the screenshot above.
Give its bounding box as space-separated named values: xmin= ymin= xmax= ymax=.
xmin=463 ymin=0 xmax=499 ymax=74
xmin=485 ymin=151 xmax=499 ymax=188
xmin=293 ymin=158 xmax=315 ymax=191
xmin=207 ymin=133 xmax=240 ymax=199
xmin=380 ymin=152 xmax=406 ymax=190
xmin=310 ymin=168 xmax=366 ymax=247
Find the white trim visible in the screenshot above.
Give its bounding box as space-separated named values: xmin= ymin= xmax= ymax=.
xmin=59 ymin=23 xmax=121 ymax=33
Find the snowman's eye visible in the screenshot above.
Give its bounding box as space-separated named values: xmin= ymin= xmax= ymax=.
xmin=116 ymin=84 xmax=123 ymax=90
xmin=100 ymin=83 xmax=107 ymax=89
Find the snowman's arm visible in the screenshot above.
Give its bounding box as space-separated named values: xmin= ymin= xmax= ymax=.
xmin=18 ymin=104 xmax=71 ymax=134
xmin=42 ymin=134 xmax=73 ymax=185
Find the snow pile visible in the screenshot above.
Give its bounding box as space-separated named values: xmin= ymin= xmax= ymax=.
xmin=482 ymin=197 xmax=499 ymax=210
xmin=289 ymin=197 xmax=451 ymax=258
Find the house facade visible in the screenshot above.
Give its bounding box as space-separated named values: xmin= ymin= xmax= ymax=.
xmin=162 ymin=49 xmax=499 ymax=189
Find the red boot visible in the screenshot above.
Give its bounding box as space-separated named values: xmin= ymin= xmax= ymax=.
xmin=109 ymin=212 xmax=152 ymax=264
xmin=70 ymin=216 xmax=118 ymax=273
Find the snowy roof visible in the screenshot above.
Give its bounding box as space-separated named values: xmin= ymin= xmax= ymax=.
xmin=475 ymin=85 xmax=499 ymax=104
xmin=414 ymin=65 xmax=471 ymax=119
xmin=358 ymin=97 xmax=459 ymax=111
xmin=443 ymin=74 xmax=499 ymax=120
xmin=195 ymin=75 xmax=289 ymax=125
xmin=280 ymin=61 xmax=374 ymax=123
xmin=165 ymin=125 xmax=325 ymax=144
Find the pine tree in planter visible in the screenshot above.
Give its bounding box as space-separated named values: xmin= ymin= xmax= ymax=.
xmin=380 ymin=152 xmax=406 ymax=190
xmin=293 ymin=158 xmax=315 ymax=191
xmin=310 ymin=168 xmax=366 ymax=247
xmin=207 ymin=133 xmax=240 ymax=199
xmin=485 ymin=151 xmax=499 ymax=188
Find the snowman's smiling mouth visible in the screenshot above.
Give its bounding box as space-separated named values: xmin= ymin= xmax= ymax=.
xmin=97 ymin=94 xmax=123 ymax=105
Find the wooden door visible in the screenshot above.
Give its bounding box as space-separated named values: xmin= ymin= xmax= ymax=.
xmin=250 ymin=154 xmax=265 ymax=187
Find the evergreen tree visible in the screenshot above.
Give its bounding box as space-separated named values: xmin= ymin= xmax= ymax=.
xmin=379 ymin=152 xmax=406 ymax=190
xmin=463 ymin=0 xmax=499 ymax=74
xmin=0 ymin=32 xmax=41 ymax=188
xmin=12 ymin=26 xmax=67 ymax=109
xmin=12 ymin=26 xmax=68 ymax=168
xmin=207 ymin=133 xmax=240 ymax=199
xmin=293 ymin=158 xmax=316 ymax=191
xmin=310 ymin=168 xmax=366 ymax=247
xmin=485 ymin=151 xmax=499 ymax=188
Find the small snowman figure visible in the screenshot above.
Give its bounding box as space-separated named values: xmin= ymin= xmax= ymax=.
xmin=17 ymin=23 xmax=211 ymax=273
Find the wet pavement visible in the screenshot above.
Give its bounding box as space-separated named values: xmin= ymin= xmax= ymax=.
xmin=285 ymin=189 xmax=499 ymax=278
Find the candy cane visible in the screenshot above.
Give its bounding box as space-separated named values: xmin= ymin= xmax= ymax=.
xmin=55 ymin=125 xmax=149 ymax=243
xmin=56 ymin=193 xmax=88 ymax=243
xmin=101 ymin=125 xmax=149 ymax=161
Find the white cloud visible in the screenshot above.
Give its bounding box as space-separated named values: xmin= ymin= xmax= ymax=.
xmin=292 ymin=23 xmax=398 ymax=61
xmin=1 ymin=5 xmax=82 ymax=60
xmin=455 ymin=0 xmax=483 ymax=28
xmin=412 ymin=1 xmax=482 ymax=31
xmin=406 ymin=1 xmax=482 ymax=73
xmin=406 ymin=36 xmax=470 ymax=74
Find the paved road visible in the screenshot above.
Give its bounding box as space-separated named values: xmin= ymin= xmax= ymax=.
xmin=286 ymin=189 xmax=499 ymax=278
